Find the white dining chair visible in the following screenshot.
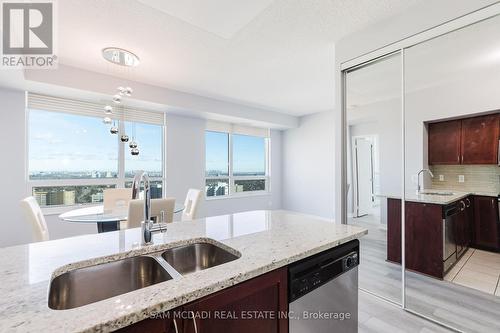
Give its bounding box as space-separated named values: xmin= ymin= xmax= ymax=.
xmin=20 ymin=197 xmax=49 ymax=242
xmin=182 ymin=189 xmax=202 ymax=221
xmin=103 ymin=188 xmax=132 ymax=213
xmin=125 ymin=197 xmax=176 ymax=229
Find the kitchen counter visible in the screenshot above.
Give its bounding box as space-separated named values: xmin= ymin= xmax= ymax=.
xmin=378 ymin=190 xmax=498 ymax=205
xmin=0 ymin=210 xmax=367 ymax=333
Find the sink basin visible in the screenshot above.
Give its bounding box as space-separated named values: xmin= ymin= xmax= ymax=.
xmin=161 ymin=242 xmax=240 ymax=275
xmin=419 ymin=191 xmax=455 ymax=196
xmin=48 ymin=256 xmax=172 ymax=310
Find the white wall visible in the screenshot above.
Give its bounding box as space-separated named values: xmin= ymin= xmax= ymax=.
xmin=0 ymin=88 xmax=30 ymax=247
xmin=282 ymin=111 xmax=335 ymax=219
xmin=164 ymin=114 xmax=206 ymax=216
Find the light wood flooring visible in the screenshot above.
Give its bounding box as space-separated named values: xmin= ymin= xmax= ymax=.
xmin=350 ymin=215 xmax=500 ymax=333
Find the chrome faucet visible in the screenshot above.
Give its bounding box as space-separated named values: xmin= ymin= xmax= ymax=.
xmin=131 ymin=170 xmax=167 ymax=245
xmin=417 ymin=169 xmax=434 ymax=194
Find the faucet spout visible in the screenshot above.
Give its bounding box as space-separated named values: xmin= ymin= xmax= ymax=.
xmin=417 ymin=169 xmax=434 ymax=194
xmin=132 ymin=170 xmax=163 ymax=245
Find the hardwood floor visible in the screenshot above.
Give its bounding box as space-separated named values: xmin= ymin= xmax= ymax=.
xmin=351 ymin=215 xmax=500 ymax=333
xmin=359 ymin=290 xmax=452 ymax=333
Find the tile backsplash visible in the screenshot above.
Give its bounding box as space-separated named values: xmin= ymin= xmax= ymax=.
xmin=430 ymin=165 xmax=500 ymax=194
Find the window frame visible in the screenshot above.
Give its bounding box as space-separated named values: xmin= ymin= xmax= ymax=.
xmin=205 ymin=130 xmax=270 ymax=199
xmin=26 ymin=108 xmax=166 ymax=214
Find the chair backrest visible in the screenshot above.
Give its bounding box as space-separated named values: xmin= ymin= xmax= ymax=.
xmin=103 ymin=188 xmax=132 ymax=213
xmin=20 ymin=197 xmax=49 ymax=242
xmin=182 ymin=189 xmax=202 ymax=221
xmin=125 ymin=197 xmax=176 ymax=229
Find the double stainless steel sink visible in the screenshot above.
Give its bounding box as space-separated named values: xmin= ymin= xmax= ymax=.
xmin=48 ymin=241 xmax=240 ymax=310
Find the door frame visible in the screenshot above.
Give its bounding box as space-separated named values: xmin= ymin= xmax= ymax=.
xmin=352 ymin=136 xmax=375 ymax=217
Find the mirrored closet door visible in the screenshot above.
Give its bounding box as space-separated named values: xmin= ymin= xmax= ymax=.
xmin=403 ymin=14 xmax=500 ymax=333
xmin=345 ymin=53 xmax=403 ymax=305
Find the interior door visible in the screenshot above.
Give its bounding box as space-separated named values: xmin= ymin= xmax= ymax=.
xmin=355 ymin=138 xmax=373 ymax=217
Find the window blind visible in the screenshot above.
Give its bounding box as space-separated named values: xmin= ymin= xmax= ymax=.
xmin=206 ymin=120 xmax=270 ymax=138
xmin=27 ymin=93 xmax=165 ymax=125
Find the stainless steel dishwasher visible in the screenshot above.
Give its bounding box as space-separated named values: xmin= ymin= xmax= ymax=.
xmin=288 ymin=240 xmax=359 ymax=333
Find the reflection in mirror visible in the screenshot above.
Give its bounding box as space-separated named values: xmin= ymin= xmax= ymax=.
xmin=404 ymin=14 xmax=500 ymax=332
xmin=345 ymin=53 xmax=402 ymax=304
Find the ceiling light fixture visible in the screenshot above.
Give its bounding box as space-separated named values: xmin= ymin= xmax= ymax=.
xmin=102 ymin=47 xmax=140 ymax=67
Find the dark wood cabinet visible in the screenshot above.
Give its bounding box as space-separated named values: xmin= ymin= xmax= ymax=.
xmin=428 ymin=120 xmax=462 ymax=165
xmin=456 ymin=197 xmax=473 ymax=254
xmin=387 ymin=198 xmax=402 ymax=264
xmin=461 ymin=114 xmax=500 ymax=164
xmin=473 ymin=196 xmax=499 ymax=251
xmin=428 ymin=113 xmax=499 ymax=165
xmin=117 ymin=268 xmax=288 ymax=333
xmin=405 ymin=201 xmax=444 ymax=278
xmin=183 ymin=268 xmax=288 ymax=333
xmin=117 ymin=316 xmax=172 ymax=333
xmin=386 ymin=199 xmax=444 ymax=278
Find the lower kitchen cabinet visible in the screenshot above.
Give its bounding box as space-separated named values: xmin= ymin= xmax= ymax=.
xmin=473 ymin=196 xmax=499 ymax=251
xmin=117 ymin=314 xmax=177 ymax=333
xmin=117 ymin=268 xmax=288 ymax=333
xmin=405 ymin=202 xmax=444 ymax=278
xmin=182 ymin=267 xmax=288 ymax=333
xmin=456 ymin=197 xmax=473 ymax=253
xmin=387 ymin=198 xmax=402 ymax=264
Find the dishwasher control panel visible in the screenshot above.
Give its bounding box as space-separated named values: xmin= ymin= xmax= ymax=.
xmin=288 ymin=240 xmax=359 ymax=302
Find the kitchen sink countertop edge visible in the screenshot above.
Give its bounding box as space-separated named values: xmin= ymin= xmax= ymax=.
xmin=0 ymin=209 xmax=367 ymax=333
xmin=376 ymin=190 xmax=498 ymax=205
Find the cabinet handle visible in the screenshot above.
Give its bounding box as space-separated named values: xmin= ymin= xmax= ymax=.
xmin=465 ymin=198 xmax=471 ymax=208
xmin=173 ymin=318 xmax=179 ymax=333
xmin=460 ymin=201 xmax=466 ymax=211
xmin=190 ymin=311 xmax=198 ymax=333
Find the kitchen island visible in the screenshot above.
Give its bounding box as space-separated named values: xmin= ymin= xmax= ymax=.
xmin=0 ymin=210 xmax=367 ymax=333
xmin=383 ymin=190 xmax=499 ymax=279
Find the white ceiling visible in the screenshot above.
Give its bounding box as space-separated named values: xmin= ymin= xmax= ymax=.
xmin=55 ymin=0 xmax=420 ymax=116
xmin=136 ymin=0 xmax=275 ymax=39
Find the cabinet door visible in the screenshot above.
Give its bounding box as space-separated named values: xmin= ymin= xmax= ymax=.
xmin=461 ymin=114 xmax=499 ymax=164
xmin=182 ymin=268 xmax=288 ymax=333
xmin=405 ymin=202 xmax=444 ymax=278
xmin=473 ymin=196 xmax=499 ymax=250
xmin=465 ymin=197 xmax=474 ymax=247
xmin=428 ymin=120 xmax=462 ymax=165
xmin=455 ymin=200 xmax=468 ymax=253
xmin=387 ymin=198 xmax=402 ymax=263
xmin=117 ymin=318 xmax=168 ymax=333
xmin=116 ymin=311 xmax=181 ymax=333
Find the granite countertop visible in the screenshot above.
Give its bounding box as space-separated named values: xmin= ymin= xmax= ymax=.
xmin=0 ymin=210 xmax=367 ymax=333
xmin=378 ymin=190 xmax=498 ymax=205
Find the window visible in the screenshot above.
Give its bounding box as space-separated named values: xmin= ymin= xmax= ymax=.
xmin=27 ymin=95 xmax=165 ymax=208
xmin=205 ymin=125 xmax=269 ymax=198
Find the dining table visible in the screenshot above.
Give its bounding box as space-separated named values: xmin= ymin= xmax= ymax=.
xmin=59 ymin=203 xmax=185 ymax=233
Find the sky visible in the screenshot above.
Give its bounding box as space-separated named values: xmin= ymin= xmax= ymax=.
xmin=29 ymin=109 xmax=265 ymax=177
xmin=205 ymin=131 xmax=266 ymax=175
xmin=29 ymin=109 xmax=162 ymax=175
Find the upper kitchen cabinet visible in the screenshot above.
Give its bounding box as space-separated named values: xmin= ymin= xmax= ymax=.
xmin=461 ymin=114 xmax=499 ymax=164
xmin=428 ymin=120 xmax=462 ymax=165
xmin=428 ymin=113 xmax=499 ymax=165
